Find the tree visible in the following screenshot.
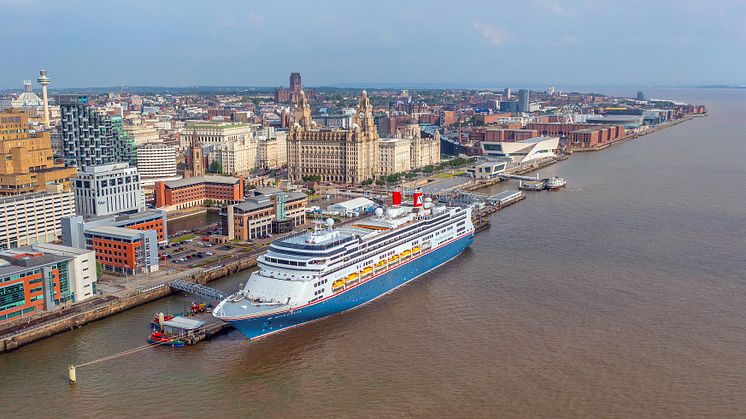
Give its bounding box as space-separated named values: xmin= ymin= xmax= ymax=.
xmin=302 ymin=175 xmax=321 ymax=182
xmin=204 ymin=199 xmax=214 ymax=207
xmin=96 ymin=262 xmax=103 ymax=279
xmin=405 ymin=172 xmax=417 ymax=179
xmin=362 ymin=178 xmax=374 ymax=186
xmin=208 ymin=161 xmax=223 ymax=174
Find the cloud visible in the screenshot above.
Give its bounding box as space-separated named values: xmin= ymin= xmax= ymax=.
xmin=472 ymin=21 xmax=508 ymax=46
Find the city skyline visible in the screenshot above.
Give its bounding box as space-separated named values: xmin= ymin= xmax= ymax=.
xmin=2 ymin=0 xmax=744 ymax=89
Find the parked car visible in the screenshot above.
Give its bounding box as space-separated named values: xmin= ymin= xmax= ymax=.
xmin=205 ymin=252 xmax=214 ymax=256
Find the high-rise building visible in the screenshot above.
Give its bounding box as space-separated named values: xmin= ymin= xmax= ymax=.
xmin=73 ymin=163 xmax=145 ymax=217
xmin=503 ymin=88 xmax=511 ymax=99
xmin=58 ymin=95 xmax=134 ymax=168
xmin=636 ymin=91 xmax=645 ymax=101
xmin=136 ymin=142 xmax=180 ymax=186
xmin=0 ymin=110 xmax=76 ymax=195
xmin=518 ymin=89 xmax=530 ymax=113
xmin=287 ymin=91 xmax=380 ymax=184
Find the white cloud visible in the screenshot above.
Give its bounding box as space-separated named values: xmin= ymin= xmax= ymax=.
xmin=472 ymin=21 xmax=508 ymax=46
xmin=540 ymin=0 xmax=573 ymax=16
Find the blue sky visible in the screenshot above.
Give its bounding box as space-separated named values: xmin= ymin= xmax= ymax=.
xmin=1 ymin=0 xmax=744 ymax=88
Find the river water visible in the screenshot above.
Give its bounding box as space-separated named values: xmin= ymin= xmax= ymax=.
xmin=1 ymin=89 xmax=745 ymax=418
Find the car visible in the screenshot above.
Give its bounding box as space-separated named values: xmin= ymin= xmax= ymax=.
xmin=205 ymin=252 xmax=214 ymax=256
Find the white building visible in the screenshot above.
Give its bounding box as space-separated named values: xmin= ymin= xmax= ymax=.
xmin=255 ymin=127 xmax=287 ymax=170
xmin=379 ymin=138 xmax=412 ymax=175
xmin=209 ymin=138 xmax=257 ymax=175
xmin=33 ymin=243 xmax=97 ymax=302
xmin=136 ymin=142 xmax=181 ymax=186
xmin=466 ymin=161 xmax=507 ymax=179
xmin=326 ymin=197 xmax=376 ymax=217
xmin=480 ymin=136 xmax=560 ymax=164
xmin=73 ymin=163 xmax=145 ymax=217
xmin=180 ymin=123 xmax=253 ymax=148
xmin=125 ymin=124 xmax=160 ymax=145
xmin=0 ymin=191 xmax=75 ymax=249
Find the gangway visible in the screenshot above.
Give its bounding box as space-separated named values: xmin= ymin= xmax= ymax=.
xmin=498 ymin=173 xmax=541 ymax=182
xmin=170 ymin=279 xmax=226 ymax=301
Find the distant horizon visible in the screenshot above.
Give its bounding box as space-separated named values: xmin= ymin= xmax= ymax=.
xmin=2 ymin=81 xmax=743 ymax=94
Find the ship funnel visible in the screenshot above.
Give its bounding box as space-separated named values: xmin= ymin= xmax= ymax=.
xmin=392 ymin=190 xmax=402 ymax=206
xmin=413 ymin=190 xmax=423 ymax=207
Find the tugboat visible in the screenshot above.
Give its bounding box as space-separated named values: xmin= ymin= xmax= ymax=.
xmin=148 ymin=331 xmax=185 ymax=347
xmin=545 ymin=176 xmax=567 ymax=190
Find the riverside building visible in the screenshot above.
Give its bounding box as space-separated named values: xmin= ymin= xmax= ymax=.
xmin=287 ymin=91 xmax=380 ymax=184
xmin=0 ymin=191 xmax=75 ymax=250
xmin=0 ymin=245 xmax=97 ymax=321
xmin=154 ymin=175 xmax=244 ymax=211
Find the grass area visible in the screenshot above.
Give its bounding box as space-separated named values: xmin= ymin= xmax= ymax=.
xmin=189 ymin=254 xmax=230 ymax=268
xmin=170 ymin=234 xmax=197 ymax=244
xmin=432 ymin=173 xmax=454 ymax=179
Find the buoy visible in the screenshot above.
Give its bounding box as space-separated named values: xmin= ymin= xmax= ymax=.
xmin=68 ymin=364 xmax=76 ymax=384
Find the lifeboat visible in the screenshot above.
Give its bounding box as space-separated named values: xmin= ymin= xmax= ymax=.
xmin=332 ymin=279 xmax=345 ymax=291
xmin=361 ymin=267 xmax=374 ymax=276
xmin=345 ymin=272 xmax=359 ymax=284
xmin=401 ymin=249 xmax=411 ymax=257
xmin=412 ymin=246 xmax=421 ymax=253
xmin=388 ymin=255 xmax=399 ymax=263
xmin=148 ymin=331 xmax=185 ymax=347
xmin=374 ymin=260 xmax=386 ymax=268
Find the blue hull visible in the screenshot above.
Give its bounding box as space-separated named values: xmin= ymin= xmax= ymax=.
xmin=228 ymin=233 xmax=474 ymax=340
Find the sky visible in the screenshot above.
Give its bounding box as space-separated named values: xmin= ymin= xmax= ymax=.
xmin=1 ymin=0 xmax=745 ymax=89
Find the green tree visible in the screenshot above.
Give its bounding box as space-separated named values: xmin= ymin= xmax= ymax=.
xmin=96 ymin=262 xmax=103 ymax=279
xmin=208 ymin=161 xmax=222 ymax=174
xmin=204 ymin=199 xmax=214 ymax=207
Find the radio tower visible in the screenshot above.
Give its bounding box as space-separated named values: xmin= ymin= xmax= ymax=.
xmin=37 ymin=70 xmax=51 ymax=126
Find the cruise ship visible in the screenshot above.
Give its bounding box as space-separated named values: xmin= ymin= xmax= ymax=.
xmin=213 ymin=191 xmax=475 ymax=339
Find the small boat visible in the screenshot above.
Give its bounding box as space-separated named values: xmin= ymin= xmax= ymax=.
xmin=412 ymin=246 xmax=421 ymax=253
xmin=374 ymin=260 xmax=386 ymax=268
xmin=332 ymin=279 xmax=345 ymax=291
xmin=519 ymin=180 xmax=546 ymax=191
xmin=545 ymin=176 xmax=567 ymax=190
xmin=148 ymin=331 xmax=185 ymax=347
xmin=401 ymin=250 xmax=411 ymax=257
xmin=361 ymin=267 xmax=373 ymax=276
xmin=388 ymin=255 xmax=399 ymax=263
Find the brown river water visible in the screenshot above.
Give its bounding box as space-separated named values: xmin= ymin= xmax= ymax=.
xmin=1 ymin=88 xmax=745 ymax=418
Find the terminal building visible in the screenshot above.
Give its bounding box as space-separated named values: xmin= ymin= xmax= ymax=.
xmin=0 ymin=244 xmax=97 ymax=321
xmin=480 ymin=136 xmax=560 ymax=164
xmin=221 ymin=188 xmax=307 ymax=241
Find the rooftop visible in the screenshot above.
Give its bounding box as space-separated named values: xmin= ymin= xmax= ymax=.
xmin=163 ymin=175 xmax=240 ymax=188
xmin=85 ymin=225 xmax=145 ymax=240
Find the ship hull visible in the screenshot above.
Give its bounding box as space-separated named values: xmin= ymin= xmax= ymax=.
xmin=227 ymin=233 xmax=474 ymax=340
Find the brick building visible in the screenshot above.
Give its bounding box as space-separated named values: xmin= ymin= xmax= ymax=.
xmin=154 ymin=175 xmax=244 ymax=211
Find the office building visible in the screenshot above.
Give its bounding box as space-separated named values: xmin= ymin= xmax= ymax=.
xmin=0 ymin=191 xmax=75 ymax=250
xmin=58 ymin=95 xmax=134 ymax=167
xmin=208 ymin=138 xmax=257 ymax=176
xmin=33 ymin=243 xmax=97 ymax=303
xmin=62 ymin=210 xmax=167 ymax=248
xmin=84 ymin=226 xmax=158 ymax=275
xmin=287 ymin=91 xmax=380 ymax=184
xmin=481 ymin=136 xmax=560 ymax=163
xmin=136 ymin=142 xmax=180 ymax=186
xmin=0 ymin=244 xmax=98 ymax=321
xmin=73 ymin=163 xmax=145 ymax=217
xmin=518 ymin=89 xmax=530 ymax=113
xmin=256 ymin=129 xmax=287 ymax=170
xmin=379 ymin=138 xmax=412 ymax=175
xmin=154 ymin=175 xmax=244 ymax=211
xmin=0 ymin=110 xmax=76 ymax=195
xmin=221 ymin=189 xmax=307 ymax=240
xmin=180 ymin=123 xmax=252 ymax=148
xmin=124 ymin=124 xmax=160 ymax=145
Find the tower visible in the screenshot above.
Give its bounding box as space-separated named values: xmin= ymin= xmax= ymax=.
xmin=37 ymin=70 xmax=51 ymax=125
xmin=185 ymin=128 xmax=204 ymax=178
xmin=294 ymin=91 xmax=312 ymax=128
xmin=289 ymin=72 xmax=302 ymax=94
